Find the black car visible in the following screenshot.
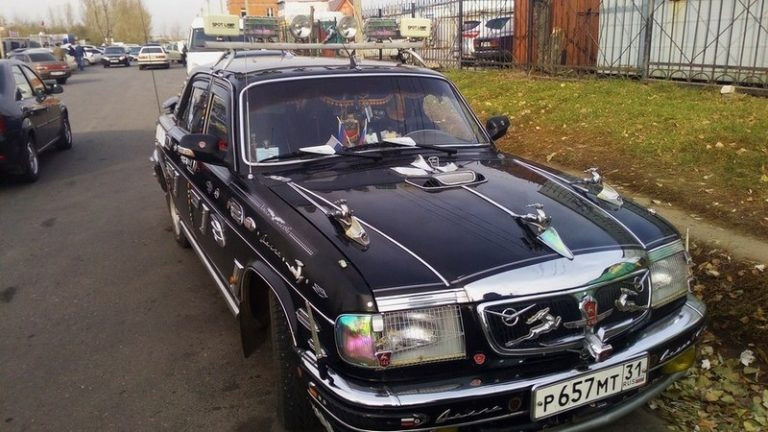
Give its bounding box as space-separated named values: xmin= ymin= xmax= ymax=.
xmin=151 ymin=52 xmax=705 ymax=432
xmin=101 ymin=46 xmax=130 ymax=67
xmin=0 ymin=60 xmax=72 ymax=182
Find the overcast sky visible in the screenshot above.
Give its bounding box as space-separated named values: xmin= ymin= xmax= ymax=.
xmin=2 ymin=0 xmax=229 ymax=36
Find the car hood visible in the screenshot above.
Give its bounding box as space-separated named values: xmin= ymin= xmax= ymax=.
xmin=269 ymin=152 xmax=677 ymax=297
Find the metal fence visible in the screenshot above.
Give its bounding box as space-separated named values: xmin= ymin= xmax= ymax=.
xmin=362 ymin=0 xmax=768 ymax=87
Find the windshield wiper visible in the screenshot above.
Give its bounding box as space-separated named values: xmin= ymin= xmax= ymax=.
xmin=258 ymin=148 xmax=380 ymax=163
xmin=353 ymin=137 xmax=457 ymax=155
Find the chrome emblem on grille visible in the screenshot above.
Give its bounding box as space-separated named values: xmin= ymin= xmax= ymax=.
xmin=504 ymin=307 xmax=562 ymax=347
xmin=615 ymin=275 xmax=649 ymax=313
xmin=563 ymin=296 xmax=612 ymax=329
xmin=564 ymin=295 xmax=614 ymax=362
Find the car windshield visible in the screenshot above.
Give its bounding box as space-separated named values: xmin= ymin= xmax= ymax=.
xmin=243 ymin=76 xmax=489 ymax=164
xmin=104 ymin=47 xmax=124 ymax=54
xmin=129 ymin=47 xmax=141 ymax=54
xmin=28 ymin=52 xmax=56 ymax=62
xmin=486 ymin=17 xmax=511 ymax=30
xmin=190 ymin=28 xmax=243 ymax=50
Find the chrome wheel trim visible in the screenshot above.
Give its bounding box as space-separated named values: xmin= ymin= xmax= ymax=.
xmin=26 ymin=142 xmax=38 ymax=175
xmin=63 ymin=120 xmax=72 ymax=145
xmin=169 ymin=199 xmax=182 ymax=236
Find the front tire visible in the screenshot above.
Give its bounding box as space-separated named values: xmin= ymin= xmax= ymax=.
xmin=56 ymin=116 xmax=73 ymax=150
xmin=19 ymin=137 xmax=40 ymax=183
xmin=56 ymin=78 xmax=68 ymax=85
xmin=270 ymin=293 xmax=321 ymax=432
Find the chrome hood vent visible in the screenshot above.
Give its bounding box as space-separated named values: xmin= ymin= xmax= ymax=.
xmin=391 ymin=155 xmax=486 ymax=190
xmin=405 ymin=170 xmax=487 ymax=190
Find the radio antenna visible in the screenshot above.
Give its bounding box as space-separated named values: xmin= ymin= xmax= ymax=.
xmin=136 ymin=0 xmax=161 ymax=114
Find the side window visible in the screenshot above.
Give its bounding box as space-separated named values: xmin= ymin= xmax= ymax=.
xmin=12 ymin=66 xmax=34 ymax=100
xmin=206 ymin=95 xmax=231 ymax=163
xmin=20 ymin=67 xmax=46 ymax=95
xmin=182 ymin=87 xmax=210 ymax=133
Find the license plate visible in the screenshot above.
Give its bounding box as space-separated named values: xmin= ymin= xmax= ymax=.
xmin=481 ymin=41 xmax=490 ymax=47
xmin=110 ymin=60 xmax=119 ymax=63
xmin=50 ymin=71 xmax=65 ymax=76
xmin=532 ymin=356 xmax=648 ymax=420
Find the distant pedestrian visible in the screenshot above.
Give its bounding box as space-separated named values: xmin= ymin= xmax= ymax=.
xmin=74 ymin=44 xmax=85 ymax=71
xmin=52 ymin=43 xmax=65 ymax=61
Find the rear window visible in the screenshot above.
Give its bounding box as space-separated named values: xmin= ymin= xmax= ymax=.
xmin=141 ymin=47 xmax=163 ymax=54
xmin=485 ymin=17 xmax=511 ymax=30
xmin=28 ymin=53 xmax=56 ymax=62
xmin=104 ymin=47 xmax=125 ymax=54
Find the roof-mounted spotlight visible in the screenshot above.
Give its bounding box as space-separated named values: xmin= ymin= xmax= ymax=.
xmin=337 ymin=16 xmax=358 ymax=41
xmin=290 ymin=15 xmax=313 ymax=40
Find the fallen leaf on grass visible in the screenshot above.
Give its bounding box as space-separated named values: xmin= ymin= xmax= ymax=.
xmin=741 ymin=350 xmax=757 ymax=367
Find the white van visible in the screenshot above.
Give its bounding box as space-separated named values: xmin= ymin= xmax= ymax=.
xmin=186 ymin=17 xmax=244 ymax=74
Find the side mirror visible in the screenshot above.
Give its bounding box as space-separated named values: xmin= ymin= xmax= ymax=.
xmin=486 ymin=116 xmax=510 ymax=141
xmin=48 ymin=83 xmax=64 ymax=94
xmin=177 ymin=133 xmax=228 ymax=166
xmin=162 ymin=96 xmax=179 ymax=115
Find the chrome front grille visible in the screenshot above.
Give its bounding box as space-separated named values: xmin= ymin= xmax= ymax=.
xmin=477 ymin=271 xmax=651 ymax=355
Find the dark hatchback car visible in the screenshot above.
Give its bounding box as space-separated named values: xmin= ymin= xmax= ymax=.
xmin=7 ymin=49 xmax=72 ymax=84
xmin=0 ymin=60 xmax=72 ymax=182
xmin=152 ymin=53 xmax=705 ymax=431
xmin=101 ymin=46 xmax=131 ymax=67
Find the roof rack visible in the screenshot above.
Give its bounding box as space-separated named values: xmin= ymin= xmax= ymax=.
xmin=204 ymin=41 xmax=428 ymax=68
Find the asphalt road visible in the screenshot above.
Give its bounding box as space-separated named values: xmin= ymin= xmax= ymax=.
xmin=0 ymin=63 xmax=667 ymax=432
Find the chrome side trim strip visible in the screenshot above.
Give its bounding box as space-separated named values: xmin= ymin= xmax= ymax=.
xmin=289 ymin=183 xmax=450 ymax=287
xmin=513 ymin=159 xmax=646 ymax=247
xmin=376 ymin=288 xmax=470 ymax=313
xmin=179 ymin=221 xmax=240 ymax=316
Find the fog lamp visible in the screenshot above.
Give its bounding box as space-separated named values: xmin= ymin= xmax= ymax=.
xmin=661 ymin=345 xmax=696 ymax=374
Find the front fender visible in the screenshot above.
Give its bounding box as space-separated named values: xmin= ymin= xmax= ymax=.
xmin=240 ymin=261 xmax=300 ymax=357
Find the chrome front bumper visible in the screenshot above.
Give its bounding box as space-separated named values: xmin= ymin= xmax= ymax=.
xmin=300 ymin=295 xmax=705 ymax=431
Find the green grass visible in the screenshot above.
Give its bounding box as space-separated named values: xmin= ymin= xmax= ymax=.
xmin=447 ymin=70 xmax=768 ymax=237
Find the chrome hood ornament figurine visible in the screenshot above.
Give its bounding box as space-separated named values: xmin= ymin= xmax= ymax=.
xmin=330 ymin=199 xmax=370 ymax=247
xmin=519 ymin=204 xmax=574 ymax=260
xmin=579 ymin=168 xmax=623 ymax=208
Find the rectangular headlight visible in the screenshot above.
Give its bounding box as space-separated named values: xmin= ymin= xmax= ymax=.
xmin=650 ymin=242 xmax=690 ymax=308
xmin=335 ymin=305 xmax=465 ymax=369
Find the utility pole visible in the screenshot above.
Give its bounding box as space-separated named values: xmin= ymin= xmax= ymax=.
xmin=0 ymin=27 xmax=5 ymax=59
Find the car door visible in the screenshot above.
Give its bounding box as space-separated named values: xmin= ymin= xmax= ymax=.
xmin=20 ymin=65 xmax=60 ymax=145
xmin=164 ymin=76 xmax=212 ymax=240
xmin=11 ymin=65 xmax=52 ymax=148
xmin=188 ymin=81 xmax=250 ymax=304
